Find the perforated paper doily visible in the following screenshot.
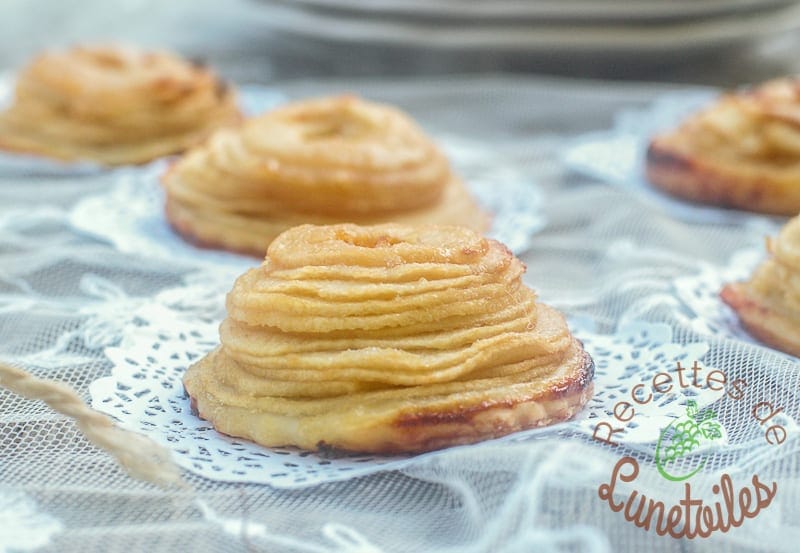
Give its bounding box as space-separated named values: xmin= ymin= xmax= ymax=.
xmin=567 ymin=318 xmax=724 ymax=447
xmin=561 ymin=90 xmax=783 ymax=226
xmin=672 ymin=247 xmax=763 ymax=343
xmin=89 ymin=277 xmax=731 ymax=488
xmin=610 ymin=244 xmax=798 ymax=360
xmin=69 ymin=131 xmax=546 ymax=267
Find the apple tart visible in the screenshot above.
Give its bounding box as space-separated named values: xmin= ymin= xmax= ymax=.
xmin=0 ymin=44 xmax=240 ymax=165
xmin=647 ymin=78 xmax=800 ymax=215
xmin=183 ymin=223 xmax=594 ymax=454
xmin=162 ymin=95 xmax=489 ymax=257
xmin=721 ymin=214 xmax=800 ymax=357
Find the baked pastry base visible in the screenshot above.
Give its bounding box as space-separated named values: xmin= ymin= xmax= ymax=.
xmin=185 ymin=333 xmax=594 ymax=455
xmin=646 ymin=139 xmax=799 ymax=216
xmin=721 ymin=282 xmax=800 ymax=358
xmin=0 ymin=124 xmax=236 ymax=167
xmin=164 ymin=176 xmax=490 ymax=258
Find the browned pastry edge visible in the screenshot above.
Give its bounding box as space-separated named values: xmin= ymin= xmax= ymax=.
xmin=644 ymin=139 xmax=796 ymax=216
xmin=720 ymin=283 xmax=800 ymax=358
xmin=162 ymin=163 xmax=493 ymax=259
xmin=0 ymin=109 xmax=244 ymax=167
xmin=382 ymin=349 xmax=595 ymax=454
xmin=0 ymin=136 xmax=59 ymax=160
xmin=0 ymin=135 xmax=171 ymax=166
xmin=186 ymin=348 xmax=594 ymax=455
xmin=164 ymin=196 xmax=265 ymax=258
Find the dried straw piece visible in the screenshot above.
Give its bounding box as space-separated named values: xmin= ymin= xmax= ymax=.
xmin=0 ymin=362 xmax=184 ymax=488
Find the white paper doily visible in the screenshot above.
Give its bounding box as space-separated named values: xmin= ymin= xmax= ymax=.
xmin=671 ymin=247 xmax=799 ymax=363
xmin=69 ymin=132 xmax=546 ymax=267
xmin=672 ymin=247 xmax=763 ymax=343
xmin=0 ymin=74 xmax=283 ymax=177
xmin=567 ymin=317 xmax=723 ymax=448
xmin=561 ymin=90 xmax=783 ymax=226
xmin=89 ymin=276 xmax=729 ymax=488
xmin=613 ymin=245 xmax=798 ymax=359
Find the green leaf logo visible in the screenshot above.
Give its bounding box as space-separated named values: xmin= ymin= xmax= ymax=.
xmin=655 ymin=400 xmax=724 ymax=482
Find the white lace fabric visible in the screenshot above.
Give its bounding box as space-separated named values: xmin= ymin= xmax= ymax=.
xmin=0 ymin=78 xmax=799 ymax=552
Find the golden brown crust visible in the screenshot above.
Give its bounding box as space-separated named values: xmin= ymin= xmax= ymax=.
xmin=182 ymin=223 xmax=593 ymax=454
xmin=720 ymin=214 xmax=800 ymax=357
xmin=646 ymin=78 xmax=800 ymax=215
xmin=0 ymin=44 xmax=241 ymax=165
xmin=162 ymin=96 xmax=489 ymax=257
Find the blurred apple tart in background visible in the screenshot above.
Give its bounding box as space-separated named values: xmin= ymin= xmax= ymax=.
xmin=162 ymin=96 xmax=489 ymax=257
xmin=722 ymin=213 xmax=800 ymax=357
xmin=0 ymin=44 xmax=240 ymax=165
xmin=647 ymin=78 xmax=800 ymax=215
xmin=183 ymin=223 xmax=594 ymax=454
